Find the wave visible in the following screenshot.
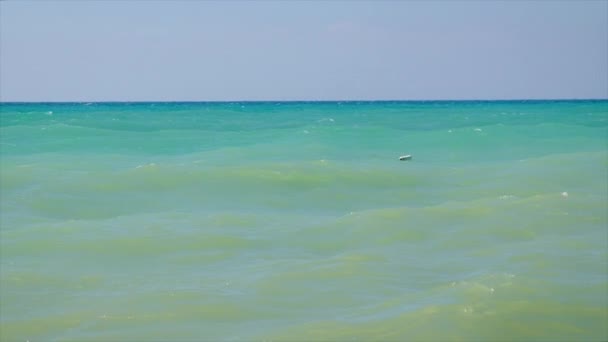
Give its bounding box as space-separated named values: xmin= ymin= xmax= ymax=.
xmin=1 ymin=149 xmax=605 ymax=222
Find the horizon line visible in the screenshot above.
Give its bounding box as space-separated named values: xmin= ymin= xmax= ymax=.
xmin=1 ymin=98 xmax=607 ymax=104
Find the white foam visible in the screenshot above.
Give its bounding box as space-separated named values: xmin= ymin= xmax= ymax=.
xmin=135 ymin=163 xmax=157 ymax=169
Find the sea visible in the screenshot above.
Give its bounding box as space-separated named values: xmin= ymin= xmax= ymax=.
xmin=0 ymin=100 xmax=607 ymax=341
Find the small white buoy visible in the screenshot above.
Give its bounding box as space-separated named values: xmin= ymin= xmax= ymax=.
xmin=399 ymin=155 xmax=412 ymax=161
xmin=561 ymin=191 xmax=569 ymax=198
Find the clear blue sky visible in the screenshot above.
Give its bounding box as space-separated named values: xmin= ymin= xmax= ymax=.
xmin=1 ymin=1 xmax=607 ymax=101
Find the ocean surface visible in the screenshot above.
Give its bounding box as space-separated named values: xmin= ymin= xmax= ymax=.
xmin=0 ymin=100 xmax=607 ymax=341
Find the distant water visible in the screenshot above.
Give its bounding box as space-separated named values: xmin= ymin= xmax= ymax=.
xmin=1 ymin=101 xmax=607 ymax=341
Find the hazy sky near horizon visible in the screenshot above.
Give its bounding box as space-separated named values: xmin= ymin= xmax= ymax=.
xmin=1 ymin=1 xmax=607 ymax=101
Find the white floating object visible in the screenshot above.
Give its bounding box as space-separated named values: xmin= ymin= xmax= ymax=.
xmin=399 ymin=155 xmax=412 ymax=161
xmin=561 ymin=191 xmax=569 ymax=198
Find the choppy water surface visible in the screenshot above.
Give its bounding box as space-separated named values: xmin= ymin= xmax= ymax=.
xmin=1 ymin=101 xmax=607 ymax=341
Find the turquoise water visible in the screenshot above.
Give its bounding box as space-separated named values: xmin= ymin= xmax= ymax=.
xmin=1 ymin=101 xmax=607 ymax=341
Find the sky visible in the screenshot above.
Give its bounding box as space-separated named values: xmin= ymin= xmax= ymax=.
xmin=0 ymin=1 xmax=607 ymax=102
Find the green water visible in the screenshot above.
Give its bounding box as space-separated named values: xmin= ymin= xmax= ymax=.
xmin=1 ymin=101 xmax=607 ymax=341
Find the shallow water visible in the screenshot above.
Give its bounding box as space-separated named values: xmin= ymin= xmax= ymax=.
xmin=1 ymin=101 xmax=607 ymax=341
